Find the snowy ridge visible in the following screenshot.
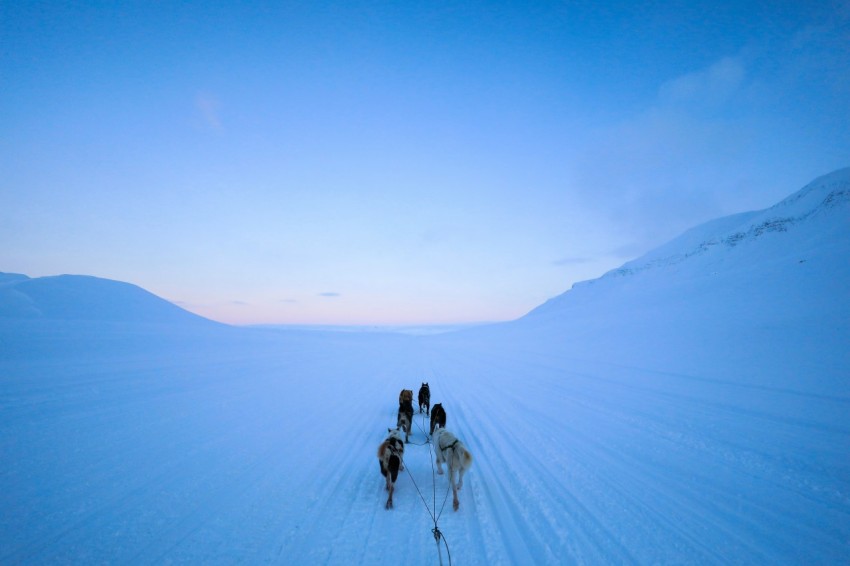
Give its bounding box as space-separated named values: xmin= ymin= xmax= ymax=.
xmin=527 ymin=167 xmax=850 ymax=320
xmin=607 ymin=167 xmax=850 ymax=279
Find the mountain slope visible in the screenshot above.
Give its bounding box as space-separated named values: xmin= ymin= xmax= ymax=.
xmin=0 ymin=273 xmax=218 ymax=326
xmin=612 ymin=166 xmax=849 ymax=277
xmin=438 ymin=168 xmax=850 ymax=402
xmin=524 ymin=167 xmax=850 ymax=327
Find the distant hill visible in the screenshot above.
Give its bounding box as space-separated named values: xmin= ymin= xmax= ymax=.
xmin=0 ymin=273 xmax=219 ymax=326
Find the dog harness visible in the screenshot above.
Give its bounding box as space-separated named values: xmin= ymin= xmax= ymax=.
xmin=387 ymin=438 xmax=403 ymax=455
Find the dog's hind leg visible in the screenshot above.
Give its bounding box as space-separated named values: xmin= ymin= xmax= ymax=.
xmin=385 ymin=454 xmax=400 ymax=509
xmin=449 ymin=463 xmax=460 ymax=511
xmin=457 ymin=448 xmax=471 ymax=490
xmin=385 ymin=468 xmax=394 ymax=509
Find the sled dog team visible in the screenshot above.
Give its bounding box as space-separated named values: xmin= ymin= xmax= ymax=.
xmin=378 ymin=382 xmax=474 ymax=511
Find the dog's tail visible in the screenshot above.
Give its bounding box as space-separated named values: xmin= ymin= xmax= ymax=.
xmin=462 ymin=447 xmax=473 ymax=469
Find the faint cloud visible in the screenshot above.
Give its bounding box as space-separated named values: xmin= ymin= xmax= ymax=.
xmin=318 ymin=292 xmax=340 ymax=297
xmin=572 ymin=8 xmax=850 ymax=256
xmin=659 ymin=57 xmax=745 ymax=107
xmin=279 ymin=298 xmax=298 ymax=304
xmin=571 ymin=54 xmax=757 ymax=250
xmin=573 ymin=108 xmax=729 ymax=248
xmin=609 ymin=242 xmax=650 ymax=260
xmin=555 ymin=245 xmax=648 ymax=267
xmin=552 ymin=256 xmax=593 ymax=266
xmin=786 ymin=11 xmax=850 ymax=96
xmin=230 ymin=300 xmax=248 ymax=306
xmin=196 ymin=92 xmax=223 ymax=132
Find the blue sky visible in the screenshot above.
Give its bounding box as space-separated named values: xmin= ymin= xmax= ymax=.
xmin=2 ymin=1 xmax=848 ymax=325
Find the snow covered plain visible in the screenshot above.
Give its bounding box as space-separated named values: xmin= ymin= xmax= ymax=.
xmin=1 ymin=169 xmax=849 ymax=564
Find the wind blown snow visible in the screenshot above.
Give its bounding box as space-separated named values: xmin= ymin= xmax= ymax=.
xmin=1 ymin=169 xmax=849 ymax=564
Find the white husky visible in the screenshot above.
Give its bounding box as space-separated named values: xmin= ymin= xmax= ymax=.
xmin=432 ymin=427 xmax=474 ymax=511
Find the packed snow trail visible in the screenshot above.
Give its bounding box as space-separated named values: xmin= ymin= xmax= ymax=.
xmin=1 ymin=320 xmax=849 ymax=564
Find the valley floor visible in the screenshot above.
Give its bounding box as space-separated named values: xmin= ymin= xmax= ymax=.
xmin=1 ymin=326 xmax=849 ymax=564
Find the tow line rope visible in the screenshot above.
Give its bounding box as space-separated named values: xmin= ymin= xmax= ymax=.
xmin=400 ymin=409 xmax=453 ymax=566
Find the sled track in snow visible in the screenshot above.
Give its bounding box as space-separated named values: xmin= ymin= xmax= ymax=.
xmin=3 ymin=329 xmax=848 ymax=564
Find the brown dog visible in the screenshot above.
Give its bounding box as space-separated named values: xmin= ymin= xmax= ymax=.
xmin=397 ymin=399 xmax=413 ymax=443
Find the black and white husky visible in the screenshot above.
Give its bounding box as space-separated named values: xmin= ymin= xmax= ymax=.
xmin=432 ymin=427 xmax=473 ymax=511
xmin=378 ymin=428 xmax=405 ymax=509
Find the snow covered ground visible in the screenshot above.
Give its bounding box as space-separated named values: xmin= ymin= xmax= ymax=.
xmin=1 ymin=169 xmax=849 ymax=564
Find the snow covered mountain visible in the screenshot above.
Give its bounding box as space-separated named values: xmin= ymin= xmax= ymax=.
xmin=0 ymin=272 xmax=218 ymax=326
xmin=525 ymin=166 xmax=850 ymax=324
